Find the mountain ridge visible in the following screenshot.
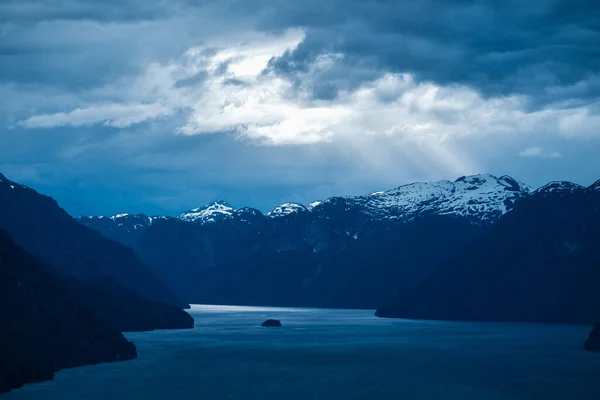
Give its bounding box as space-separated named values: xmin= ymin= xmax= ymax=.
xmin=77 ymin=173 xmax=535 ymax=307
xmin=0 ymin=173 xmax=187 ymax=309
xmin=79 ymin=173 xmax=533 ymax=228
xmin=375 ymin=178 xmax=600 ymax=324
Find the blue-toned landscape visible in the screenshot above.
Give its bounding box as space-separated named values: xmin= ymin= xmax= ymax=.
xmin=2 ymin=0 xmax=600 ymax=397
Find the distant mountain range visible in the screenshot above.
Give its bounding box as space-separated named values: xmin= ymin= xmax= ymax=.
xmin=77 ymin=174 xmax=535 ymax=309
xmin=76 ymin=174 xmax=600 ymax=326
xmin=81 ymin=173 xmax=531 ymax=229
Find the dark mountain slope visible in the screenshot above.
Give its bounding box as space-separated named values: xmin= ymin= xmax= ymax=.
xmin=0 ymin=173 xmax=186 ymax=309
xmin=0 ymin=229 xmax=137 ymax=393
xmin=185 ymin=216 xmax=483 ymax=308
xmin=376 ymin=181 xmax=600 ymax=324
xmin=68 ymin=277 xmax=194 ymax=332
xmin=307 ymin=216 xmax=483 ymax=309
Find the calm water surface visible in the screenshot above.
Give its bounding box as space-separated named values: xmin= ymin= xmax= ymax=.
xmin=6 ymin=305 xmax=600 ymax=399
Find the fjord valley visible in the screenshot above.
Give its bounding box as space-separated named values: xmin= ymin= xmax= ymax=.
xmin=78 ymin=173 xmax=600 ymax=325
xmin=78 ymin=174 xmax=529 ymax=309
xmin=2 ymin=171 xmax=600 ymax=397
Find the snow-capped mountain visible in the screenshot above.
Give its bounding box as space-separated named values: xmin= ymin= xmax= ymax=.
xmin=81 ymin=213 xmax=153 ymax=230
xmin=79 ymin=174 xmax=531 ymax=230
xmin=79 ymin=213 xmax=172 ymax=249
xmin=267 ymin=203 xmax=309 ymax=217
xmin=74 ymin=173 xmax=599 ymax=311
xmin=311 ymin=174 xmax=532 ymax=224
xmin=531 ymin=181 xmax=585 ymax=195
xmin=177 ymin=200 xmax=235 ymax=223
xmin=76 ymin=173 xmax=536 ymax=280
xmin=233 ymin=207 xmax=265 ymax=224
xmin=258 ymin=174 xmax=530 ymax=224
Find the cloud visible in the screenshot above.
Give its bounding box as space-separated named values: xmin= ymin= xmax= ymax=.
xmin=18 ymin=103 xmax=173 ymax=129
xmin=15 ymin=29 xmax=600 ymax=147
xmin=257 ymin=0 xmax=600 ymax=107
xmin=2 ymin=0 xmax=600 ymax=216
xmin=519 ymin=147 xmax=562 ymax=158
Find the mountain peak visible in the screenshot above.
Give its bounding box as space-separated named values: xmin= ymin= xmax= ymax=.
xmin=453 ymin=174 xmax=532 ymax=193
xmin=532 ymin=181 xmax=584 ymax=195
xmin=454 ymin=173 xmax=497 ymax=183
xmin=497 ymin=175 xmax=532 ymax=193
xmin=110 ymin=213 xmax=131 ymax=220
xmin=588 ymin=179 xmax=600 ymax=192
xmin=267 ymin=202 xmax=309 ymax=217
xmin=210 ymin=199 xmax=232 ymax=207
xmin=345 ymin=173 xmax=534 ymax=224
xmin=178 ymin=199 xmax=235 ymax=223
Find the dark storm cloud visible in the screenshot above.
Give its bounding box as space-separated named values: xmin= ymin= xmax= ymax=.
xmin=0 ymin=0 xmax=173 ymax=23
xmin=260 ymin=0 xmax=600 ymax=105
xmin=3 ymin=0 xmax=598 ymax=103
xmin=0 ymin=0 xmax=244 ymax=88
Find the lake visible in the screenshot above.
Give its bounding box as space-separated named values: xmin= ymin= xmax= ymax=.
xmin=5 ymin=305 xmax=600 ymax=399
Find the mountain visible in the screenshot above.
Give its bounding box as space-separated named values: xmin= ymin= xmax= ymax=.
xmin=65 ymin=277 xmax=194 ymax=332
xmin=375 ymin=180 xmax=600 ymax=324
xmin=185 ymin=215 xmax=483 ymax=308
xmin=178 ymin=199 xmax=235 ymax=223
xmin=0 ymin=173 xmax=186 ymax=309
xmin=78 ymin=174 xmax=529 ymax=308
xmin=0 ymin=229 xmax=137 ymax=393
xmin=80 ymin=174 xmax=530 ymax=237
xmin=77 ymin=213 xmax=165 ymax=249
xmin=310 ymin=174 xmax=531 ymax=225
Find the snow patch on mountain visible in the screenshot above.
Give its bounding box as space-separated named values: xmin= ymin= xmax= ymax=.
xmin=110 ymin=213 xmax=130 ymax=220
xmin=177 ymin=200 xmax=235 ymax=223
xmin=315 ymin=174 xmax=532 ymax=224
xmin=532 ymin=181 xmax=584 ymax=195
xmin=78 ymin=174 xmax=538 ymax=228
xmin=267 ymin=203 xmax=309 ymax=217
xmin=307 ymin=201 xmax=322 ymax=210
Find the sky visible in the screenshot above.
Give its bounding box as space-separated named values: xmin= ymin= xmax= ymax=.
xmin=1 ymin=0 xmax=599 ymax=216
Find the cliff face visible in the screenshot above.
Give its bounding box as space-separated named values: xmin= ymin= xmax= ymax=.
xmin=0 ymin=173 xmax=186 ymax=309
xmin=0 ymin=229 xmax=137 ymax=393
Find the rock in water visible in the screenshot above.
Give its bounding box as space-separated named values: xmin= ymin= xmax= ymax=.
xmin=261 ymin=319 xmax=282 ymax=327
xmin=584 ymin=322 xmax=600 ymax=352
